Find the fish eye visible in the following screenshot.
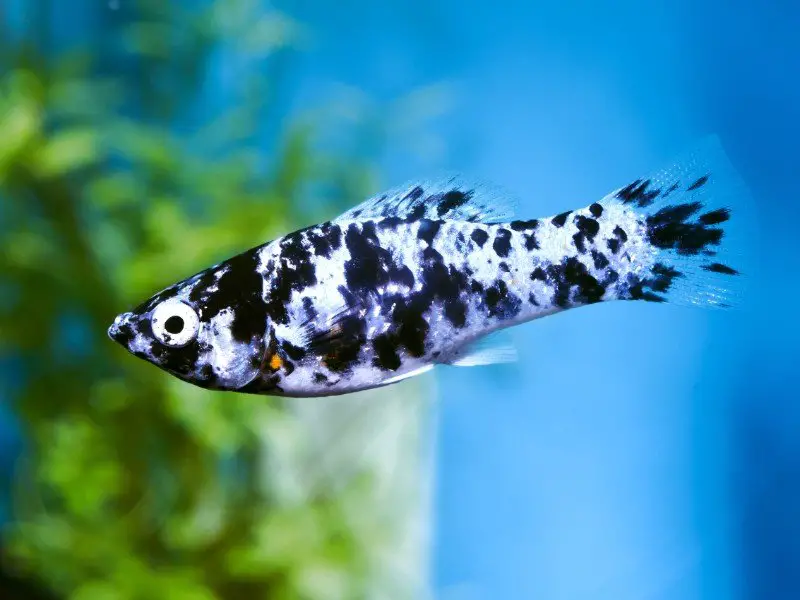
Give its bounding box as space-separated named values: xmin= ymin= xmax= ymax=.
xmin=151 ymin=299 xmax=199 ymax=347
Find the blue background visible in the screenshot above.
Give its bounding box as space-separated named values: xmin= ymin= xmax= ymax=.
xmin=3 ymin=1 xmax=799 ymax=598
xmin=289 ymin=2 xmax=799 ymax=598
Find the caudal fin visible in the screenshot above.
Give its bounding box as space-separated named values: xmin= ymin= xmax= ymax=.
xmin=606 ymin=135 xmax=755 ymax=309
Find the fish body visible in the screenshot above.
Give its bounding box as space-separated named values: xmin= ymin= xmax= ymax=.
xmin=109 ymin=136 xmax=748 ymax=397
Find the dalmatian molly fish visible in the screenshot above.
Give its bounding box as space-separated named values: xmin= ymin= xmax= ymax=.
xmin=108 ymin=136 xmax=749 ymax=397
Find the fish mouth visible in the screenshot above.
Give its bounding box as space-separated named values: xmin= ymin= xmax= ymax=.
xmin=108 ymin=312 xmax=136 ymax=346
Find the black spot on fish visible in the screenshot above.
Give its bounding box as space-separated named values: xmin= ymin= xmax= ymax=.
xmin=619 ymin=266 xmax=678 ymax=303
xmin=407 ymin=186 xmax=425 ymax=201
xmin=589 ymin=203 xmax=603 ymax=217
xmin=551 ymin=211 xmax=571 ymax=227
xmin=646 ymin=202 xmax=722 ymax=255
xmin=528 ymin=292 xmax=539 ymax=306
xmin=373 ymin=333 xmax=402 ymax=371
xmin=422 ymin=245 xmax=444 ymax=264
xmin=417 ymin=219 xmax=441 ymax=244
xmin=688 ymin=175 xmax=709 ymax=190
xmin=605 ymin=226 xmax=627 ymax=255
xmin=575 ymin=215 xmax=600 ymax=240
xmin=510 ymin=219 xmax=539 ymax=231
xmin=648 ymin=263 xmax=682 ymax=293
xmin=152 ymin=340 xmax=203 ymax=378
xmin=655 ymin=202 xmax=703 ymax=223
xmin=573 ymin=232 xmax=587 ymax=254
xmin=572 ymin=215 xmax=600 ymax=254
xmin=307 ymin=222 xmax=342 ymax=258
xmin=323 ymin=222 xmax=342 ymax=251
xmin=471 ymin=228 xmax=489 ymax=248
xmin=437 ymin=190 xmax=472 ymax=217
xmin=379 ymin=216 xmax=404 ymax=229
xmin=530 ymin=267 xmax=547 ymax=281
xmin=264 ymin=232 xmax=317 ymax=325
xmin=111 ymin=320 xmax=136 ymax=347
xmin=591 ymin=250 xmax=609 ymax=270
xmin=455 ymin=231 xmax=467 ymax=252
xmin=202 ymin=249 xmax=272 ymax=342
xmin=634 ymin=287 xmax=667 ymax=302
xmin=317 ymin=314 xmax=366 ymax=373
xmin=499 ymin=262 xmax=510 ymax=273
xmin=493 ymin=228 xmax=512 ymax=258
xmin=392 ymin=296 xmax=430 ymax=357
xmin=187 ymin=270 xmax=216 ymax=305
xmin=313 ymin=371 xmax=328 ymax=384
xmin=444 ymin=298 xmax=467 ymax=327
xmin=342 ymin=221 xmax=404 ymax=295
xmin=406 ymin=203 xmax=426 ymax=221
xmin=508 ymin=219 xmax=539 ymax=249
xmin=548 ymin=257 xmax=605 ymax=308
xmin=484 ymin=279 xmax=522 ymax=320
xmin=281 ymin=232 xmax=317 ymax=271
xmin=699 ymin=208 xmax=730 ymax=225
xmin=702 ymin=262 xmax=739 ymax=275
xmin=302 ymin=296 xmax=318 ymax=323
xmin=373 ymin=248 xmax=473 ymax=362
xmin=281 ymin=357 xmax=296 ymax=377
xmin=663 ymin=181 xmax=680 ymax=198
xmin=616 ymin=179 xmax=660 ymax=207
xmin=420 ymin=255 xmax=469 ymax=328
xmin=281 ymin=341 xmax=307 ymax=361
xmin=392 ymin=265 xmax=416 ymax=288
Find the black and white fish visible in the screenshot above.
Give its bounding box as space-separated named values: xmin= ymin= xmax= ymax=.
xmin=108 ymin=136 xmax=750 ymax=397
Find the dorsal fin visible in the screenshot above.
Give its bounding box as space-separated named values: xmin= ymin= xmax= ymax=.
xmin=333 ymin=175 xmax=518 ymax=224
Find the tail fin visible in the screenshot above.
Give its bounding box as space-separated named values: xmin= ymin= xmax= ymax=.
xmin=605 ymin=135 xmax=755 ymax=309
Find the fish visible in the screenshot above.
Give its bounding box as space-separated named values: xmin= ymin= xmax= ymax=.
xmin=108 ymin=135 xmax=750 ymax=397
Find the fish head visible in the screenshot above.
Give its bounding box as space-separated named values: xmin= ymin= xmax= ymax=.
xmin=108 ymin=250 xmax=270 ymax=391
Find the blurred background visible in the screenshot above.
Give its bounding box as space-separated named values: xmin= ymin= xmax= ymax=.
xmin=0 ymin=1 xmax=797 ymax=599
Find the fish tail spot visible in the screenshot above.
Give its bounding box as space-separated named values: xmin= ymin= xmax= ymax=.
xmin=608 ymin=135 xmax=755 ymax=309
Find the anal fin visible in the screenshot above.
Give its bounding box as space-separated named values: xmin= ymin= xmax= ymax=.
xmin=381 ymin=364 xmax=435 ymax=386
xmin=441 ymin=331 xmax=518 ymax=367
